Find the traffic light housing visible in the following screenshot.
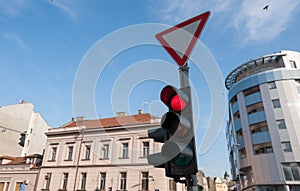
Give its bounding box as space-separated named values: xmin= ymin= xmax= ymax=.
xmin=147 ymin=85 xmax=198 ymax=181
xmin=18 ymin=133 xmax=26 ymax=147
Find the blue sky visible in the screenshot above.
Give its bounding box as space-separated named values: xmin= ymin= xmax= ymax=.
xmin=1 ymin=0 xmax=300 ymax=177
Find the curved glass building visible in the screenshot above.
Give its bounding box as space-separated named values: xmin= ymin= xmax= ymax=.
xmin=225 ymin=50 xmax=300 ymax=191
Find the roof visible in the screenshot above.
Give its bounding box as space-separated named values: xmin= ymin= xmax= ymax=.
xmin=61 ymin=113 xmax=159 ymax=129
xmin=0 ymin=154 xmax=42 ymax=166
xmin=225 ymin=52 xmax=286 ymax=90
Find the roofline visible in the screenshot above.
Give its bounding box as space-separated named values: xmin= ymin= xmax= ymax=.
xmin=225 ymin=52 xmax=286 ymax=90
xmin=46 ymin=122 xmax=160 ymax=136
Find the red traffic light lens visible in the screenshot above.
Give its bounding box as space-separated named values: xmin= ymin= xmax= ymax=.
xmin=170 ymin=94 xmax=187 ymax=112
xmin=160 ymin=85 xmax=187 ymax=112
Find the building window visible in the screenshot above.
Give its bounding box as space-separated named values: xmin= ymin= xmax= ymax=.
xmin=290 ymin=60 xmax=297 ymax=68
xmin=122 ymin=143 xmax=129 ymax=158
xmin=272 ymin=99 xmax=281 ymax=108
xmin=99 ymin=172 xmax=106 ymax=190
xmin=102 ymin=144 xmax=109 ymax=159
xmin=51 ymin=147 xmax=57 ymax=161
xmin=239 ymin=149 xmax=247 ymax=158
xmin=120 ymin=172 xmax=127 ymax=190
xmin=45 ymin=173 xmax=51 ymax=189
xmin=277 ymin=119 xmax=286 ymax=129
xmin=80 ymin=173 xmax=87 ymax=190
xmin=142 ymin=142 xmax=149 ymax=157
xmin=67 ymin=146 xmax=73 ymax=160
xmin=169 ymin=179 xmax=177 ymax=191
xmin=243 ymin=86 xmax=260 ymax=97
xmin=250 ymin=121 xmax=268 ymax=134
xmin=282 ymin=163 xmax=300 ymax=181
xmin=85 ymin=145 xmax=91 ymax=160
xmin=62 ymin=173 xmax=68 ymax=190
xmin=268 ymin=81 xmax=276 ymax=89
xmin=282 ymin=142 xmax=292 ymax=152
xmin=0 ymin=182 xmax=4 ymax=190
xmin=247 ymin=102 xmax=264 ymax=114
xmin=141 ymin=172 xmax=149 ymax=191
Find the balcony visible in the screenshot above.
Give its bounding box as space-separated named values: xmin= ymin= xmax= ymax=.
xmin=248 ymin=111 xmax=266 ymax=125
xmin=235 ymin=119 xmax=242 ymax=131
xmin=251 ymin=131 xmax=271 ymax=145
xmin=237 ymin=138 xmax=245 ymax=149
xmin=232 ymin=101 xmax=239 ymax=114
xmin=245 ymin=92 xmax=262 ymax=106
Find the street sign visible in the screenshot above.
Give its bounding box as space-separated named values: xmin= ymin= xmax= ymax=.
xmin=156 ymin=11 xmax=210 ymax=67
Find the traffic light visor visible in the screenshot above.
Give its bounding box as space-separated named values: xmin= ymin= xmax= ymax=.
xmin=160 ymin=85 xmax=187 ymax=112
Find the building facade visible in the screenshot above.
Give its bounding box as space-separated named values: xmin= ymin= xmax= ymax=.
xmin=0 ymin=102 xmax=51 ymax=156
xmin=225 ymin=50 xmax=300 ymax=191
xmin=0 ymin=154 xmax=43 ymax=191
xmin=36 ymin=113 xmax=186 ymax=191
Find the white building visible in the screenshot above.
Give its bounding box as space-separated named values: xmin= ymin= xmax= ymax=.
xmin=0 ymin=102 xmax=51 ymax=156
xmin=225 ymin=50 xmax=300 ymax=191
xmin=36 ymin=113 xmax=186 ymax=191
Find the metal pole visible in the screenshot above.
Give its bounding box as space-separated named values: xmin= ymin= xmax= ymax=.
xmin=179 ymin=63 xmax=190 ymax=88
xmin=180 ymin=63 xmax=198 ymax=191
xmin=186 ymin=175 xmax=198 ymax=191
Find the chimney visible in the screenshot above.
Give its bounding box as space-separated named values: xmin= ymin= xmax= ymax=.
xmin=138 ymin=109 xmax=143 ymax=114
xmin=116 ymin=112 xmax=126 ymax=117
xmin=72 ymin=116 xmax=84 ymax=122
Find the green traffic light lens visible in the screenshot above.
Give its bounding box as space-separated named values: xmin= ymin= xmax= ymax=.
xmin=173 ymin=154 xmax=191 ymax=167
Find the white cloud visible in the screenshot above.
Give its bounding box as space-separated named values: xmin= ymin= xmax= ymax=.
xmin=50 ymin=0 xmax=77 ymax=19
xmin=1 ymin=32 xmax=29 ymax=50
xmin=0 ymin=0 xmax=29 ymax=17
xmin=151 ymin=0 xmax=300 ymax=42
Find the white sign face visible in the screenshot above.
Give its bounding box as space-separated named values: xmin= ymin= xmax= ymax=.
xmin=156 ymin=11 xmax=210 ymax=67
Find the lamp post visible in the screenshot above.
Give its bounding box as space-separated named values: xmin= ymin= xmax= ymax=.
xmin=234 ymin=144 xmax=242 ymax=191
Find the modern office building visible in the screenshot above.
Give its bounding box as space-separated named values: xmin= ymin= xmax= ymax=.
xmin=36 ymin=112 xmax=187 ymax=191
xmin=0 ymin=102 xmax=51 ymax=156
xmin=225 ymin=50 xmax=300 ymax=191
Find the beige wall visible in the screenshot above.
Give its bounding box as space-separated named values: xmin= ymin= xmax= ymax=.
xmin=37 ymin=121 xmax=185 ymax=191
xmin=0 ymin=103 xmax=50 ymax=156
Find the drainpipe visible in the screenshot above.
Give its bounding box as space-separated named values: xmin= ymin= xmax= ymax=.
xmin=73 ymin=127 xmax=85 ymax=191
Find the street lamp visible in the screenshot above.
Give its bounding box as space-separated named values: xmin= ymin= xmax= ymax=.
xmin=234 ymin=144 xmax=242 ymax=191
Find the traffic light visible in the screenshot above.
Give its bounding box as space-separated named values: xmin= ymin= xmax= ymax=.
xmin=147 ymin=85 xmax=198 ymax=181
xmin=18 ymin=133 xmax=26 ymax=147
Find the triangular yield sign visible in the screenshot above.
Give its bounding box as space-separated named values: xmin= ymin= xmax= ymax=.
xmin=156 ymin=11 xmax=210 ymax=67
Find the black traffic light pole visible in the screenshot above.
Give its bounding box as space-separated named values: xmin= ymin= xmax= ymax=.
xmin=179 ymin=63 xmax=198 ymax=191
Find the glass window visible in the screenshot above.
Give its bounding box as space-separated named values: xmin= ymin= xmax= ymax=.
xmin=5 ymin=182 xmax=10 ymax=191
xmin=169 ymin=179 xmax=177 ymax=191
xmin=45 ymin=173 xmax=51 ymax=189
xmin=68 ymin=146 xmax=73 ymax=160
xmin=272 ymin=99 xmax=281 ymax=108
xmin=282 ymin=142 xmax=292 ymax=152
xmin=120 ymin=172 xmax=127 ymax=190
xmin=81 ymin=173 xmax=87 ymax=190
xmin=142 ymin=142 xmax=149 ymax=157
xmin=290 ymin=60 xmax=297 ymax=68
xmin=268 ymin=82 xmax=276 ymax=89
xmin=282 ymin=163 xmax=300 ymax=181
xmin=0 ymin=182 xmax=4 ymax=190
xmin=141 ymin=172 xmax=149 ymax=190
xmin=277 ymin=119 xmax=286 ymax=129
xmin=85 ymin=145 xmax=91 ymax=160
xmin=14 ymin=182 xmax=22 ymax=191
xmin=51 ymin=147 xmax=57 ymax=161
xmin=122 ymin=143 xmax=129 ymax=158
xmin=62 ymin=173 xmax=68 ymax=190
xmin=291 ymin=163 xmax=300 ymax=181
xmin=100 ymin=172 xmax=106 ymax=190
xmin=103 ymin=144 xmax=109 ymax=159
